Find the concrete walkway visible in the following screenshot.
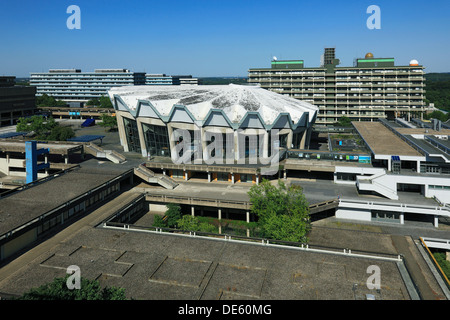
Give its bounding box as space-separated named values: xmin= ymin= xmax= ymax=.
xmin=390 ymin=235 xmax=446 ymax=300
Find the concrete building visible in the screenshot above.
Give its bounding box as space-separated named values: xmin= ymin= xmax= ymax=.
xmin=145 ymin=74 xmax=199 ymax=86
xmin=109 ymin=84 xmax=318 ymax=164
xmin=29 ymin=69 xmax=146 ymax=105
xmin=0 ymin=164 xmax=135 ymax=262
xmin=248 ymin=48 xmax=429 ymax=126
xmin=145 ymin=74 xmax=176 ymax=85
xmin=330 ymin=118 xmax=450 ymax=226
xmin=0 ymin=120 xmax=448 ymax=300
xmin=0 ymin=76 xmax=37 ymax=126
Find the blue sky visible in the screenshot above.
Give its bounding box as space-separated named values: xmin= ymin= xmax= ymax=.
xmin=1 ymin=0 xmax=449 ymax=77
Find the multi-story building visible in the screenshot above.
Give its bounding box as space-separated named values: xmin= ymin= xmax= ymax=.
xmin=145 ymin=74 xmax=176 ymax=85
xmin=29 ymin=69 xmax=146 ymax=105
xmin=248 ymin=48 xmax=428 ymax=126
xmin=145 ymin=74 xmax=199 ymax=85
xmin=0 ymin=76 xmax=37 ymax=126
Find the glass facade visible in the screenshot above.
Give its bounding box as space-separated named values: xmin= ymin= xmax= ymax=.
xmin=142 ymin=123 xmax=171 ymax=157
xmin=123 ymin=117 xmax=141 ymax=153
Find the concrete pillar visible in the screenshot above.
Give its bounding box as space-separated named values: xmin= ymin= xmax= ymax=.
xmin=262 ymin=131 xmax=269 ymax=158
xmin=286 ymin=131 xmax=293 ymax=150
xmin=167 ymin=124 xmax=175 ymax=160
xmin=246 ymin=211 xmax=250 ymax=238
xmin=284 ymin=169 xmax=287 ymax=180
xmin=163 ymin=169 xmax=166 ymax=176
xmin=191 ymin=206 xmax=195 ymax=217
xmin=256 ymin=175 xmax=259 ymax=185
xmin=299 ymin=130 xmax=307 ymax=149
xmin=44 ymin=154 xmax=49 ymax=175
xmin=201 ymin=127 xmax=209 ymax=163
xmin=185 ymin=170 xmax=188 ymax=181
xmin=208 ymin=172 xmax=211 ymax=182
xmin=434 ymin=215 xmax=439 ymax=228
xmin=218 ymin=208 xmax=222 ymax=220
xmin=416 ymin=161 xmax=421 ymax=172
xmin=399 ymin=212 xmax=404 ymax=225
xmin=231 ymin=173 xmax=235 ymax=184
xmin=446 ymin=251 xmax=450 ymax=262
xmin=64 ymin=155 xmax=68 ymax=164
xmin=234 ymin=130 xmax=240 ymax=162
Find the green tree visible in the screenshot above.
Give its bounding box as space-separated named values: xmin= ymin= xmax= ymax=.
xmin=17 ymin=275 xmax=127 ymax=300
xmin=176 ymin=215 xmax=218 ymax=233
xmin=47 ymin=125 xmax=75 ymax=141
xmin=99 ymin=114 xmax=117 ymax=131
xmin=424 ymin=79 xmax=450 ymax=112
xmin=177 ymin=215 xmax=200 ymax=231
xmin=152 ymin=204 xmax=182 ymax=228
xmin=16 ymin=115 xmax=75 ymax=141
xmin=248 ymin=179 xmax=311 ymax=243
xmin=424 ymin=110 xmax=450 ymax=122
xmin=36 ymin=94 xmax=66 ymax=107
xmin=16 ymin=115 xmax=57 ymax=137
xmin=99 ymin=95 xmax=113 ymax=108
xmin=152 ymin=215 xmax=166 ymax=228
xmin=334 ymin=116 xmax=353 ymax=127
xmin=86 ymin=98 xmax=100 ymax=107
xmin=165 ymin=203 xmax=182 ymax=228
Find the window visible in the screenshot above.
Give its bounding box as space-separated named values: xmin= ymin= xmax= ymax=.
xmin=142 ymin=123 xmax=171 ymax=157
xmin=123 ymin=117 xmax=141 ymax=153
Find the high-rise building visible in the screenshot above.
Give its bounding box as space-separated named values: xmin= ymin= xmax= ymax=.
xmin=29 ymin=69 xmax=146 ymax=105
xmin=248 ymin=48 xmax=428 ymax=126
xmin=0 ymin=76 xmax=37 ymax=126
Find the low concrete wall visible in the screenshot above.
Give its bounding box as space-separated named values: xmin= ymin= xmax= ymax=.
xmin=335 ymin=207 xmax=372 ymax=222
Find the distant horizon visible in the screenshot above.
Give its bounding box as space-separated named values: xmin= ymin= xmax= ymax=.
xmin=1 ymin=0 xmax=449 ymax=78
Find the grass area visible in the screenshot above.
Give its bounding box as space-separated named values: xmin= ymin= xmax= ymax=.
xmin=432 ymin=252 xmax=450 ymax=281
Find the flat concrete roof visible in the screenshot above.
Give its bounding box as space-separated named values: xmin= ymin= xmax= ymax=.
xmin=352 ymin=122 xmax=423 ymax=157
xmin=0 ymin=141 xmax=82 ymax=155
xmin=404 ymin=135 xmax=450 ymax=161
xmin=395 ymin=127 xmax=450 ymax=136
xmin=0 ymin=222 xmax=411 ymax=300
xmin=0 ymin=165 xmax=129 ymax=236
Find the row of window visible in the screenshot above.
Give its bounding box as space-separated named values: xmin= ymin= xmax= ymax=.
xmin=37 ymin=183 xmax=120 ymax=236
xmin=428 ymin=185 xmax=450 ymax=190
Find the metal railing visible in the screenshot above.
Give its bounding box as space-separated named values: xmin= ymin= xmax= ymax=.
xmin=100 ymin=221 xmax=403 ymax=262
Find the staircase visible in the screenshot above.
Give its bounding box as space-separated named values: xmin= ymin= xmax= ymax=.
xmin=356 ymin=170 xmax=399 ymax=200
xmin=134 ymin=164 xmax=178 ymax=190
xmin=85 ymin=143 xmax=126 ymax=164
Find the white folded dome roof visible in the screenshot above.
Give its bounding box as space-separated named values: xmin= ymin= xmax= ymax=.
xmin=109 ymin=84 xmax=318 ymax=126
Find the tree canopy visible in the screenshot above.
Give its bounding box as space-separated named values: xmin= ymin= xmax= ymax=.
xmin=16 ymin=275 xmax=127 ymax=300
xmin=424 ymin=79 xmax=450 ymax=113
xmin=248 ymin=179 xmax=311 ymax=243
xmin=423 ymin=110 xmax=450 ymax=122
xmin=153 ymin=203 xmax=182 ymax=228
xmin=36 ymin=94 xmax=67 ymax=108
xmin=86 ymin=96 xmax=113 ymax=108
xmin=334 ymin=116 xmax=353 ymax=127
xmin=16 ymin=115 xmax=75 ymax=141
xmin=99 ymin=114 xmax=117 ymax=131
